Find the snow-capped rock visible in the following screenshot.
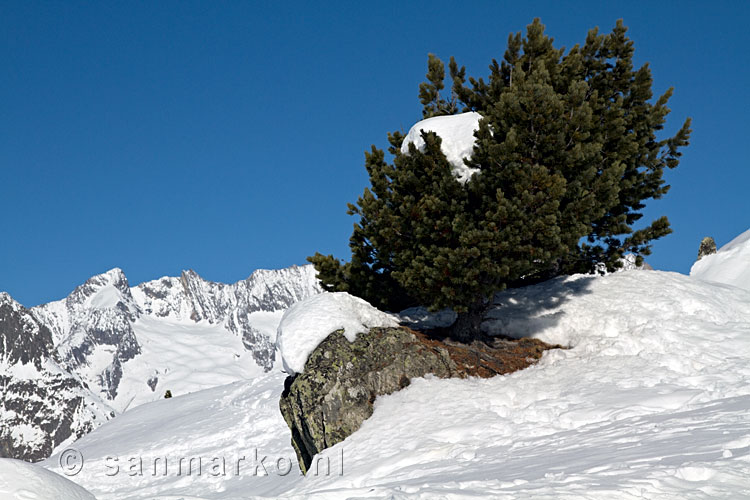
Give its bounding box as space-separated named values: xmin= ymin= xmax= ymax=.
xmin=401 ymin=111 xmax=482 ymax=184
xmin=0 ymin=458 xmax=96 ymax=499
xmin=276 ymin=292 xmax=399 ymax=374
xmin=0 ymin=293 xmax=114 ymax=462
xmin=690 ymin=228 xmax=750 ymax=291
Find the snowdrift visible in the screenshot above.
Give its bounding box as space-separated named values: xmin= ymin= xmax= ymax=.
xmin=691 ymin=228 xmax=750 ymax=291
xmin=0 ymin=458 xmax=96 ymax=499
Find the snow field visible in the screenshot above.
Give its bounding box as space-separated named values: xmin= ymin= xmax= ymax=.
xmin=110 ymin=316 xmax=271 ymax=413
xmin=282 ymin=271 xmax=750 ymax=498
xmin=41 ymin=268 xmax=750 ymax=499
xmin=0 ymin=458 xmax=96 ymax=499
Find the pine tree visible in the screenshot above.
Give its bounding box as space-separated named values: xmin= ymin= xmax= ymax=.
xmin=309 ymin=19 xmax=691 ymax=341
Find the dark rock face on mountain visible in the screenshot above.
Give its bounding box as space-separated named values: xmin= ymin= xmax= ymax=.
xmin=0 ymin=293 xmax=114 ymax=462
xmin=0 ymin=293 xmax=54 ymax=369
xmin=280 ymin=326 xmax=557 ymax=473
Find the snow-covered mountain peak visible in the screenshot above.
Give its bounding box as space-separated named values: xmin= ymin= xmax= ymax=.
xmin=18 ymin=264 xmax=321 ymax=403
xmin=2 ymin=263 xmax=322 ymax=462
xmin=133 ymin=264 xmax=321 ymax=323
xmin=23 ymin=269 xmax=143 ymax=402
xmin=64 ymin=267 xmax=139 ymax=316
xmin=134 ymin=264 xmax=323 ymax=370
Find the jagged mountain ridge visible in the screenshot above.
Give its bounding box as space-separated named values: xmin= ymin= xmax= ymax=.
xmin=0 ymin=293 xmax=115 ymax=462
xmin=31 ymin=270 xmax=142 ymax=400
xmin=133 ymin=266 xmax=321 ymax=370
xmin=31 ymin=265 xmax=320 ymax=400
xmin=1 ymin=264 xmax=321 ymax=462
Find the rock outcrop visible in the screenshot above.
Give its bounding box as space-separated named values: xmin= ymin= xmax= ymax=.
xmin=697 ymin=236 xmax=717 ymax=261
xmin=279 ymin=326 xmax=557 ymax=473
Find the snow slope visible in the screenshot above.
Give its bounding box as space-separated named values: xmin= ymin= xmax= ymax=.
xmin=43 ymin=268 xmax=750 ymax=499
xmin=46 ymin=375 xmax=295 ymax=500
xmin=110 ymin=315 xmax=275 ymax=412
xmin=0 ymin=458 xmax=96 ymax=499
xmin=401 ymin=112 xmax=482 ymax=184
xmin=691 ymin=228 xmax=750 ymax=291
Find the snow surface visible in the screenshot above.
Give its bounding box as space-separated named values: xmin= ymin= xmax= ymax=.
xmin=110 ymin=316 xmax=269 ymax=413
xmin=401 ymin=112 xmax=482 ymax=184
xmin=276 ymin=292 xmax=399 ymax=374
xmin=86 ymin=284 xmax=125 ymax=309
xmin=690 ymin=228 xmax=750 ymax=291
xmin=44 ymin=268 xmax=750 ymax=499
xmin=0 ymin=458 xmax=96 ymax=499
xmin=46 ymin=375 xmax=293 ymax=500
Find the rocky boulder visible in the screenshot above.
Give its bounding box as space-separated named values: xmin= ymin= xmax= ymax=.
xmin=279 ymin=326 xmax=557 ymax=473
xmin=697 ymin=236 xmax=717 ymax=261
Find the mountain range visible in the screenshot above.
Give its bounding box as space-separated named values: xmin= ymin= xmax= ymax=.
xmin=0 ymin=265 xmax=321 ymax=461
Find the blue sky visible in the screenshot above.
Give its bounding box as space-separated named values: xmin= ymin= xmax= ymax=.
xmin=1 ymin=1 xmax=748 ymax=306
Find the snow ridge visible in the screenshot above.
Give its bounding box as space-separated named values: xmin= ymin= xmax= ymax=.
xmin=690 ymin=228 xmax=750 ymax=291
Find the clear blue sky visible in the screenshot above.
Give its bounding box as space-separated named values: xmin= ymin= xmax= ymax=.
xmin=1 ymin=1 xmax=748 ymax=306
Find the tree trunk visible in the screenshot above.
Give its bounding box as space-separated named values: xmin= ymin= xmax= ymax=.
xmin=450 ymin=301 xmax=486 ymax=343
